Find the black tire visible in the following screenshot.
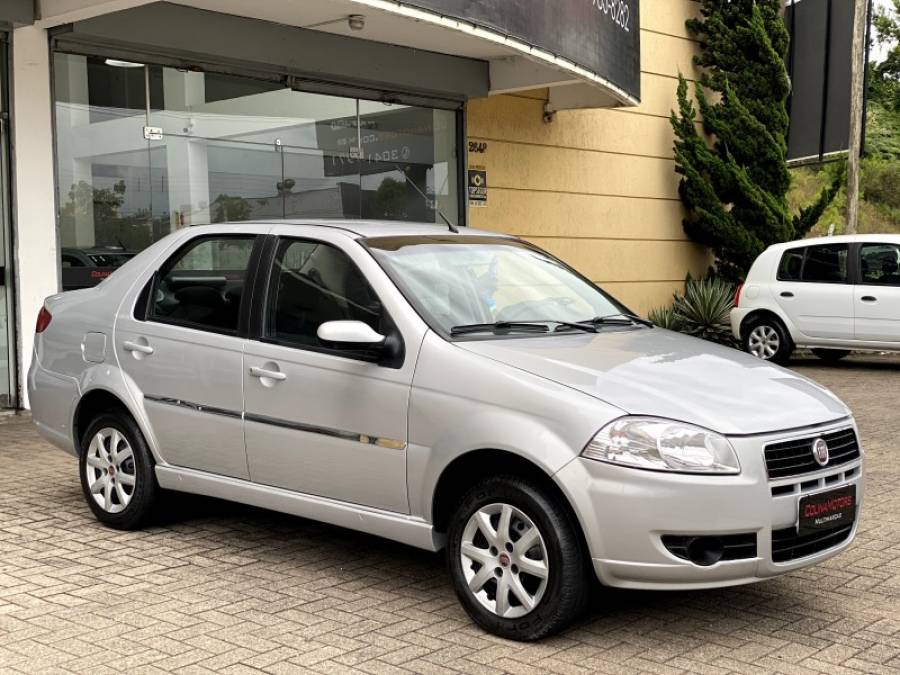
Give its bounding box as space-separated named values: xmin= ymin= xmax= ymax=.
xmin=811 ymin=348 xmax=851 ymax=362
xmin=742 ymin=316 xmax=793 ymax=365
xmin=446 ymin=475 xmax=590 ymax=641
xmin=78 ymin=410 xmax=159 ymax=530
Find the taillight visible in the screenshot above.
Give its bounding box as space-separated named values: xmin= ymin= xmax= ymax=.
xmin=733 ymin=284 xmax=744 ymax=308
xmin=35 ymin=307 xmax=53 ymax=334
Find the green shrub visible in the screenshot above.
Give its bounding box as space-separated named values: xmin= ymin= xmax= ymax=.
xmin=651 ymin=277 xmax=737 ymax=347
xmin=648 ymin=305 xmax=683 ymax=331
xmin=863 ymin=158 xmax=900 ymax=209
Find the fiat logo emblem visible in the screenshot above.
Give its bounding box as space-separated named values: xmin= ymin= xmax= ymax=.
xmin=812 ymin=438 xmax=829 ymax=466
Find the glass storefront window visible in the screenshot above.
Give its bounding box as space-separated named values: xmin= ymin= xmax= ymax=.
xmin=53 ymin=52 xmax=461 ymax=290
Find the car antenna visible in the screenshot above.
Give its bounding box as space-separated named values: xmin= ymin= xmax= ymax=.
xmin=394 ymin=163 xmax=459 ymax=233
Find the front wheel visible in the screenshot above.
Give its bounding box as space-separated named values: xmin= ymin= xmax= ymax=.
xmin=743 ymin=319 xmax=793 ymax=364
xmin=446 ymin=476 xmax=590 ymax=641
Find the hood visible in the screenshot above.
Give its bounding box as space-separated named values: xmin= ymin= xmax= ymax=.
xmin=456 ymin=328 xmax=850 ymax=436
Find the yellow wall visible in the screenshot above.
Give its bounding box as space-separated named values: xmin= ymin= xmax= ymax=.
xmin=465 ymin=0 xmax=712 ymax=315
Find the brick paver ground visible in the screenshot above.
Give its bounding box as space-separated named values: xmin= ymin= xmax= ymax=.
xmin=1 ymin=355 xmax=899 ymax=674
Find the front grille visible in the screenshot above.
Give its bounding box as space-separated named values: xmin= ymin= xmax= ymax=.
xmin=771 ymin=522 xmax=854 ymax=562
xmin=764 ymin=427 xmax=860 ymax=479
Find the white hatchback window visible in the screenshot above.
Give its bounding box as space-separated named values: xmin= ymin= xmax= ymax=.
xmin=860 ymin=243 xmax=900 ymax=286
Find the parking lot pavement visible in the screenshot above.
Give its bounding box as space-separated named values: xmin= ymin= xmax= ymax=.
xmin=1 ymin=356 xmax=899 ymax=675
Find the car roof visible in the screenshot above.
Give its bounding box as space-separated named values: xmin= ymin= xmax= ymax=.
xmin=768 ymin=233 xmax=900 ymax=251
xmin=198 ymin=219 xmax=514 ymax=240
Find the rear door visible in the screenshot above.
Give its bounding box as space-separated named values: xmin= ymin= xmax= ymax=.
xmin=774 ymin=243 xmax=853 ymax=339
xmin=115 ymin=232 xmax=263 ymax=478
xmin=854 ymin=242 xmax=900 ymax=343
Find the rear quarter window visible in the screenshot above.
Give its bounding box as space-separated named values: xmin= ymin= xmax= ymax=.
xmin=777 ymin=248 xmax=805 ymax=281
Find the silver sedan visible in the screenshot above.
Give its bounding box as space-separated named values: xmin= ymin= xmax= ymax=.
xmin=28 ymin=221 xmax=863 ymax=640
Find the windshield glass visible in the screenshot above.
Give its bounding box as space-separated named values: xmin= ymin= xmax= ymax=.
xmin=364 ymin=235 xmax=626 ymax=335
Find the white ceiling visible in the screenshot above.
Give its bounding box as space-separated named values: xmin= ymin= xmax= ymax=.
xmin=37 ymin=0 xmax=633 ymax=107
xmin=174 ymin=0 xmax=513 ymax=61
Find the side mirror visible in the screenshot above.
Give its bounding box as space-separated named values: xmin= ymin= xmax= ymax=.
xmin=317 ymin=320 xmax=386 ymax=349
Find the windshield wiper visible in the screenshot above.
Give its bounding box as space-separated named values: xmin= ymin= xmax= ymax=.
xmin=579 ymin=313 xmax=654 ymax=329
xmin=450 ymin=322 xmax=551 ymax=336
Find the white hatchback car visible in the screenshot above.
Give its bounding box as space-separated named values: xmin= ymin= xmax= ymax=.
xmin=732 ymin=234 xmax=900 ymax=364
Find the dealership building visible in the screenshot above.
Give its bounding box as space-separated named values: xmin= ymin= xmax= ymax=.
xmin=0 ymin=0 xmax=707 ymax=408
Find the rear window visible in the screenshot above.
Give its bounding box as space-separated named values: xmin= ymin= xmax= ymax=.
xmin=803 ymin=244 xmax=848 ymax=283
xmin=777 ymin=248 xmax=804 ymax=281
xmin=776 ymin=244 xmax=849 ymax=284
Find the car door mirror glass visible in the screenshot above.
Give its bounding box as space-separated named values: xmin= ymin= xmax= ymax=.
xmin=317 ymin=320 xmax=386 ymax=347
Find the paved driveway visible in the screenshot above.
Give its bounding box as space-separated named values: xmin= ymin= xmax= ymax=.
xmin=1 ymin=356 xmax=899 ymax=674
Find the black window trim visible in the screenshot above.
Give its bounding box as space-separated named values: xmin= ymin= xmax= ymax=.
xmin=250 ymin=234 xmax=405 ymax=368
xmin=856 ymin=241 xmax=900 ymax=287
xmin=138 ymin=233 xmax=265 ymax=338
xmin=776 ymin=243 xmax=853 ymax=285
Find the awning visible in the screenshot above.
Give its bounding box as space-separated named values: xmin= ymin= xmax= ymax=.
xmin=39 ymin=0 xmax=641 ymax=109
xmin=0 ymin=0 xmax=33 ymax=27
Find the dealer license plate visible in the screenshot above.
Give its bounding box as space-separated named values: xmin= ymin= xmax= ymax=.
xmin=798 ymin=485 xmax=856 ymax=536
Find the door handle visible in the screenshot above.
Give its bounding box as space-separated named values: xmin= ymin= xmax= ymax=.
xmin=249 ymin=366 xmax=287 ymax=381
xmin=780 ymin=291 xmax=794 ymax=298
xmin=122 ymin=340 xmax=154 ymax=355
xmin=861 ymin=296 xmax=878 ymax=303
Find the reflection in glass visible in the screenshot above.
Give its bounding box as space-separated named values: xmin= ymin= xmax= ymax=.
xmin=53 ymin=52 xmax=460 ymax=290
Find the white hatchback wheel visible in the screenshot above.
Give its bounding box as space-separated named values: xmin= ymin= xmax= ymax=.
xmin=84 ymin=427 xmax=137 ymax=514
xmin=460 ymin=502 xmax=549 ymax=619
xmin=747 ymin=324 xmax=780 ymax=360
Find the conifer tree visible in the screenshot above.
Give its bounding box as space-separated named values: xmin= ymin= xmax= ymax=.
xmin=671 ymin=0 xmax=838 ymax=281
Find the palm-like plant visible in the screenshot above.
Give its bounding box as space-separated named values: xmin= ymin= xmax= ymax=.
xmin=672 ymin=276 xmax=737 ymax=346
xmin=647 ymin=305 xmax=683 ymax=331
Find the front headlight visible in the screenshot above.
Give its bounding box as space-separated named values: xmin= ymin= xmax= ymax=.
xmin=582 ymin=416 xmax=740 ymax=474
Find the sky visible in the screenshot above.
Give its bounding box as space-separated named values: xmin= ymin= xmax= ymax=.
xmin=871 ymin=0 xmax=895 ymax=63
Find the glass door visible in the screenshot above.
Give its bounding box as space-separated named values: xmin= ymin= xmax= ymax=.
xmin=0 ymin=35 xmax=15 ymax=408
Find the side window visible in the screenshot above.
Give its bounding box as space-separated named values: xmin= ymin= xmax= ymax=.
xmin=860 ymin=243 xmax=900 ymax=286
xmin=801 ymin=244 xmax=849 ymax=283
xmin=148 ymin=236 xmax=256 ymax=333
xmin=266 ymin=239 xmax=384 ymax=348
xmin=777 ymin=248 xmax=805 ymax=281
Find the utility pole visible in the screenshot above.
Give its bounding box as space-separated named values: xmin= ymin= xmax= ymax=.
xmin=847 ymin=0 xmax=868 ymax=234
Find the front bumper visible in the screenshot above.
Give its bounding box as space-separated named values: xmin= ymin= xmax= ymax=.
xmin=555 ymin=420 xmax=863 ymax=590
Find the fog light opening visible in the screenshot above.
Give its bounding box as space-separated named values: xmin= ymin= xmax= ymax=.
xmin=685 ymin=536 xmax=724 ymax=566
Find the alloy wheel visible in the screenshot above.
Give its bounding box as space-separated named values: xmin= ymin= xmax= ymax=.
xmin=460 ymin=502 xmax=549 ymax=619
xmin=84 ymin=427 xmax=137 ymax=514
xmin=747 ymin=324 xmax=780 ymax=360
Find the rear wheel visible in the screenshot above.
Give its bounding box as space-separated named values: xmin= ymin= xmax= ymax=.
xmin=79 ymin=411 xmax=158 ymax=530
xmin=812 ymin=348 xmax=851 ymax=362
xmin=743 ymin=318 xmax=793 ymax=364
xmin=446 ymin=475 xmax=589 ymax=641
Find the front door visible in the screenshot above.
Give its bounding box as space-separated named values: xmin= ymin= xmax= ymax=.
xmin=243 ymin=230 xmax=413 ymax=513
xmin=115 ymin=233 xmax=259 ymax=478
xmin=774 ymin=243 xmax=853 ymax=339
xmin=854 ymin=242 xmax=900 ymax=343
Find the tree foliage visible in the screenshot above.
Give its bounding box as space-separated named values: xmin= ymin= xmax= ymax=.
xmin=671 ymin=0 xmax=839 ymax=281
xmin=872 ymin=0 xmax=900 ymax=114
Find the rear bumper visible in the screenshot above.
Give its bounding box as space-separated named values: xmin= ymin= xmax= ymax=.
xmin=556 ymin=421 xmax=864 ymax=590
xmin=27 ymin=356 xmax=79 ymax=456
xmin=730 ymin=307 xmax=753 ymax=340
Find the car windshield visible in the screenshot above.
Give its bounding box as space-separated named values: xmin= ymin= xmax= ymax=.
xmin=364 ymin=235 xmax=627 ymax=336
